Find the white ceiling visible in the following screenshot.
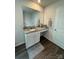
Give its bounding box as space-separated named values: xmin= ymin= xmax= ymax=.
xmin=32 ymin=0 xmax=59 ymax=7
xmin=16 ymin=0 xmax=60 ymax=7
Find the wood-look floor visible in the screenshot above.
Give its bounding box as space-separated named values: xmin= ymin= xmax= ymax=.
xmin=15 ymin=36 xmax=64 ymax=59
xmin=34 ymin=36 xmax=64 ymax=59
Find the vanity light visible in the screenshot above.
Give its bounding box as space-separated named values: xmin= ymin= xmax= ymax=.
xmin=38 ymin=0 xmax=41 ymax=3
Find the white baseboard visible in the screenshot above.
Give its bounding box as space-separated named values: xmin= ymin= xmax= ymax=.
xmin=43 ymin=35 xmax=64 ymax=49
xmin=15 ymin=41 xmax=25 ymax=47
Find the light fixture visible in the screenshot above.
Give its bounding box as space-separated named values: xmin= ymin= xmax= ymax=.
xmin=38 ymin=0 xmax=41 ymax=3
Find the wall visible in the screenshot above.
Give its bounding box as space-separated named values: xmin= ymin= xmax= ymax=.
xmin=15 ymin=1 xmax=25 ymax=46
xmin=44 ymin=0 xmax=64 ymax=49
xmin=15 ymin=0 xmax=43 ymax=46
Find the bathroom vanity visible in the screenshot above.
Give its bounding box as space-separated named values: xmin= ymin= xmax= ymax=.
xmin=24 ymin=27 xmax=48 ymax=49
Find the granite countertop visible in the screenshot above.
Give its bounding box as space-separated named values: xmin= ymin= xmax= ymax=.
xmin=23 ymin=27 xmax=48 ymax=34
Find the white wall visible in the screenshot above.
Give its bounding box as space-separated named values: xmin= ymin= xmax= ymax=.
xmin=15 ymin=1 xmax=25 ymax=46
xmin=44 ymin=0 xmax=64 ymax=49
xmin=44 ymin=0 xmax=64 ymax=26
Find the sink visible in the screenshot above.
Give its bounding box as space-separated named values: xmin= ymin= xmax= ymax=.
xmin=36 ymin=27 xmax=45 ymax=30
xmin=29 ymin=29 xmax=36 ymax=31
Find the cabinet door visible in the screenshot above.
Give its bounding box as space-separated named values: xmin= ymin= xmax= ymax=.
xmin=33 ymin=32 xmax=40 ymax=44
xmin=25 ymin=34 xmax=35 ymax=49
xmin=53 ymin=5 xmax=64 ymax=49
xmin=25 ymin=32 xmax=40 ymax=49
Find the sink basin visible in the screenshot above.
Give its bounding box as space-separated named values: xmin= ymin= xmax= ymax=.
xmin=36 ymin=27 xmax=45 ymax=30
xmin=29 ymin=29 xmax=36 ymax=31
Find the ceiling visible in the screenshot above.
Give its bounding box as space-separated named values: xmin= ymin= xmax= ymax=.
xmin=31 ymin=0 xmax=59 ymax=8
xmin=16 ymin=0 xmax=60 ymax=8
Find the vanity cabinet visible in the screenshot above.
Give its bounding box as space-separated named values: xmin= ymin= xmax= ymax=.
xmin=25 ymin=32 xmax=40 ymax=49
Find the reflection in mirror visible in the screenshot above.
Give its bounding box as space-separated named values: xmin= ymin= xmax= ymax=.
xmin=22 ymin=6 xmax=41 ymax=29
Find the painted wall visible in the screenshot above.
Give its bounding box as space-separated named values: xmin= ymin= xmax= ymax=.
xmin=15 ymin=0 xmax=43 ymax=46
xmin=44 ymin=0 xmax=64 ymax=49
xmin=15 ymin=1 xmax=25 ymax=46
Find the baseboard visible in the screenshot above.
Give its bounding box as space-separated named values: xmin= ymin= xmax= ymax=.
xmin=15 ymin=43 xmax=26 ymax=52
xmin=15 ymin=41 xmax=25 ymax=47
xmin=42 ymin=36 xmax=64 ymax=50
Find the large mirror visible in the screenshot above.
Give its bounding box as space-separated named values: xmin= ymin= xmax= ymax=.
xmin=22 ymin=6 xmax=41 ymax=28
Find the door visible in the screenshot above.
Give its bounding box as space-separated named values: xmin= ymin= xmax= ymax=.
xmin=53 ymin=5 xmax=64 ymax=49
